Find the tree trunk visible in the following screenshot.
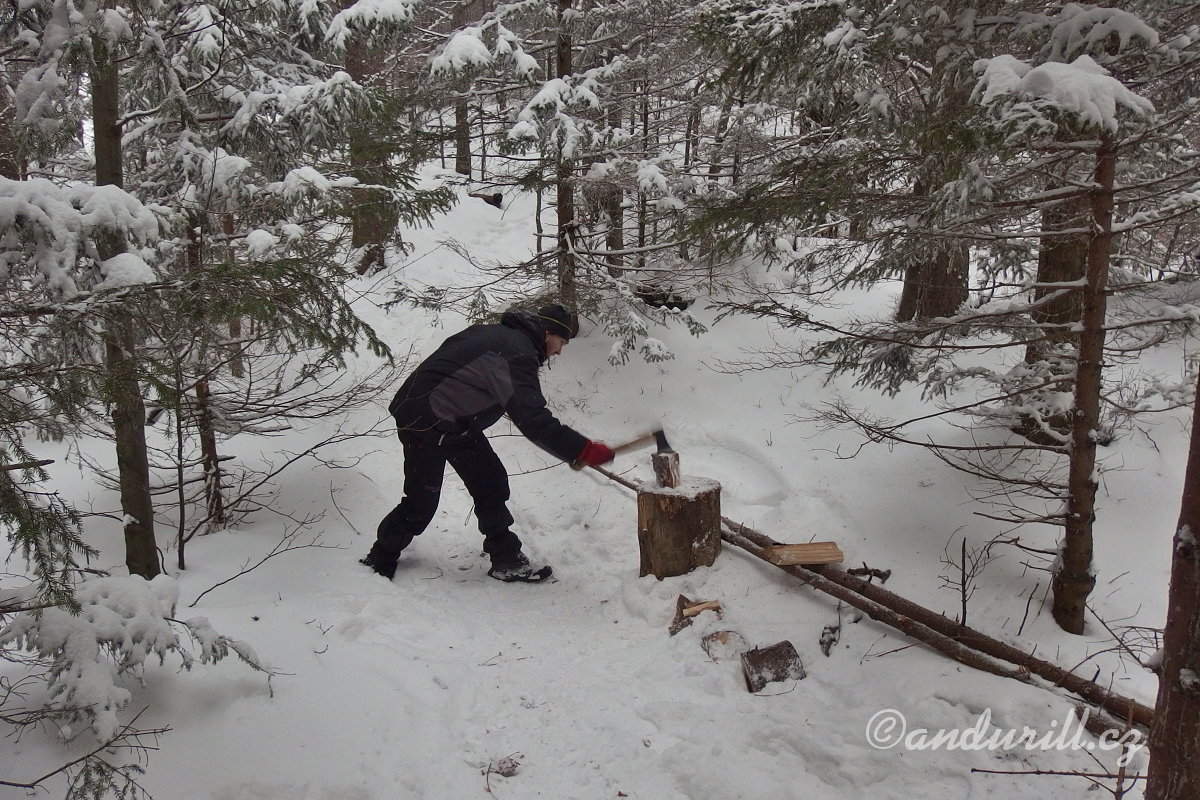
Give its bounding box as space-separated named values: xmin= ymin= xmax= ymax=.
xmin=1052 ymin=135 xmax=1115 ymax=634
xmin=1145 ymin=371 xmax=1200 ymax=799
xmin=707 ymin=94 xmax=735 ymax=189
xmin=93 ymin=28 xmax=160 ymax=579
xmin=344 ymin=2 xmax=397 ymax=275
xmin=222 ymin=213 xmax=245 ymax=378
xmin=450 ymin=0 xmax=486 ymax=177
xmin=183 ymin=218 xmax=227 ymax=536
xmin=454 ymin=99 xmax=472 ymax=177
xmin=0 ymin=88 xmax=20 ymax=179
xmin=603 ymin=183 xmax=623 ymax=276
xmin=896 ymin=242 xmax=969 ymax=321
xmin=194 ymin=378 xmax=226 ymax=531
xmin=554 ymin=0 xmax=577 ymax=310
xmin=1012 ymin=189 xmax=1089 ymax=444
xmin=1029 ymin=192 xmax=1088 ymax=354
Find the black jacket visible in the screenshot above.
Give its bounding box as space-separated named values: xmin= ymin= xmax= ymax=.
xmin=388 ymin=310 xmax=588 ymax=463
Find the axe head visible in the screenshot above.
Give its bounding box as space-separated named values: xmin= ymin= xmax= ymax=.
xmin=653 ymin=429 xmax=675 ymax=454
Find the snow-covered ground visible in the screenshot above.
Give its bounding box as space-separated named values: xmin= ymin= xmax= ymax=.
xmin=3 ymin=185 xmax=1189 ymax=800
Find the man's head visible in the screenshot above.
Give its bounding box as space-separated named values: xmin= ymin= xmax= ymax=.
xmin=537 ymin=303 xmax=574 ymax=356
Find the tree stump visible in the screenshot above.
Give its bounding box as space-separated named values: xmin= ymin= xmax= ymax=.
xmin=636 ymin=477 xmax=722 ymax=579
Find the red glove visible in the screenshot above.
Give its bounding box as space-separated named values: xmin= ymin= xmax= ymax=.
xmin=576 ymin=439 xmax=615 ymax=467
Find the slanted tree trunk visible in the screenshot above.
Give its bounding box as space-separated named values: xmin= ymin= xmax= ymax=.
xmin=93 ymin=27 xmax=160 ymax=579
xmin=1052 ymin=134 xmax=1115 ymax=634
xmin=1146 ymin=370 xmax=1200 ymax=799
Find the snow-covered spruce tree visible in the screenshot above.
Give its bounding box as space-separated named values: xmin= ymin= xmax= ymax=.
xmin=1 ymin=572 xmax=272 ymax=798
xmin=327 ymin=0 xmax=456 ymax=274
xmin=412 ymin=0 xmax=711 ymax=363
xmin=3 ymin=1 xmax=451 ymax=572
xmin=693 ymin=0 xmax=1010 ymax=318
xmin=695 ymin=2 xmax=1199 ymax=633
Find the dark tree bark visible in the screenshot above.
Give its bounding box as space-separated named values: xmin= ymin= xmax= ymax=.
xmin=450 ymin=1 xmax=486 ymax=177
xmin=895 ymin=243 xmax=969 ymax=321
xmin=1029 ymin=192 xmax=1088 ymax=352
xmin=454 ymin=99 xmax=472 ymax=177
xmin=554 ymin=0 xmax=577 ymax=311
xmin=222 ymin=212 xmax=245 ymax=378
xmin=0 ymin=89 xmax=20 ymax=179
xmin=93 ymin=28 xmax=160 ymax=579
xmin=344 ymin=0 xmax=399 ymax=275
xmin=1145 ymin=371 xmax=1200 ymax=799
xmin=1052 ymin=135 xmax=1116 ymax=634
xmin=1012 ymin=188 xmax=1089 ymax=444
xmin=183 ymin=218 xmax=226 ymax=535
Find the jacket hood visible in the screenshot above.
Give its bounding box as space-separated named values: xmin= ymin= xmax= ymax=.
xmin=501 ymin=309 xmax=548 ymax=363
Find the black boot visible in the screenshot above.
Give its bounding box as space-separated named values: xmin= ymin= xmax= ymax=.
xmin=487 ymin=552 xmax=552 ymax=583
xmin=360 ymin=549 xmax=397 ymax=580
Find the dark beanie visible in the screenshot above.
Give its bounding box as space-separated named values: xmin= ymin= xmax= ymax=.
xmin=537 ymin=303 xmax=574 ymax=340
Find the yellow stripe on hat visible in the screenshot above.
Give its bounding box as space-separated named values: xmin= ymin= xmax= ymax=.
xmin=539 ymin=314 xmax=572 ymax=338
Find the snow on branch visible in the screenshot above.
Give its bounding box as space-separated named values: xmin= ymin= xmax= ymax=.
xmin=0 ymin=574 xmax=272 ymax=741
xmin=325 ymin=0 xmax=420 ymax=51
xmin=1032 ymin=4 xmax=1160 ymax=62
xmin=0 ymin=177 xmax=169 ymax=298
xmin=973 ymin=54 xmax=1154 ymax=132
xmin=430 ymin=21 xmax=540 ymax=82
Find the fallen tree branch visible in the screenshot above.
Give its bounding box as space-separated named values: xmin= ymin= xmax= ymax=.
xmin=720 ymin=518 xmax=1155 ymax=729
xmin=581 ymin=465 xmax=1156 ymax=729
xmin=720 ymin=526 xmax=1035 ymax=683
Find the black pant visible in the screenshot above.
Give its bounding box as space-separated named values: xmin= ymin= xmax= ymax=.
xmin=371 ymin=431 xmax=522 ymax=564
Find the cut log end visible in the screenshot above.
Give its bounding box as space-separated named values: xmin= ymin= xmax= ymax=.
xmin=764 ymin=542 xmax=845 ymax=566
xmin=741 ymin=640 xmax=806 ymax=693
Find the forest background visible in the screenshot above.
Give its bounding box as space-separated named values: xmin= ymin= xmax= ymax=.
xmin=1 ymin=2 xmax=1198 ymax=799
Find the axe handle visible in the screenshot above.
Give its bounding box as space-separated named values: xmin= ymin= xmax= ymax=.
xmin=570 ymin=431 xmax=661 ymax=470
xmin=610 ymin=432 xmax=659 ymax=456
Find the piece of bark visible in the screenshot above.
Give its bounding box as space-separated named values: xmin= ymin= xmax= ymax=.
xmin=741 ymin=641 xmax=806 ymax=692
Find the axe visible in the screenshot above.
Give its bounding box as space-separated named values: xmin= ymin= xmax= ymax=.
xmin=572 ymin=428 xmax=673 ymax=470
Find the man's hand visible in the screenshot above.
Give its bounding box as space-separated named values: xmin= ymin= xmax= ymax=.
xmin=574 ymin=440 xmax=615 ymax=468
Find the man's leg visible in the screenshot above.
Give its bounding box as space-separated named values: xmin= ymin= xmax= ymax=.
xmin=443 ymin=435 xmax=522 ymax=562
xmin=366 ymin=434 xmax=446 ymax=576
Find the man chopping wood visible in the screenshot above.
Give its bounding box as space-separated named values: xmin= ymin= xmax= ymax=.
xmin=361 ymin=303 xmax=615 ymax=583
